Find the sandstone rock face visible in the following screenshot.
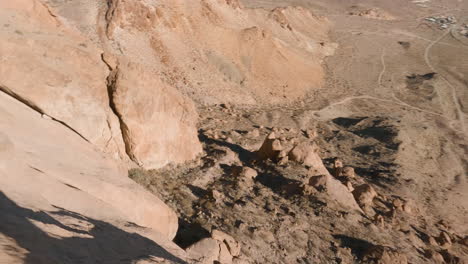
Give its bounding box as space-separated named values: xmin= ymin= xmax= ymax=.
xmin=108 ymin=61 xmax=202 ymax=168
xmin=0 ymin=0 xmax=126 ymax=159
xmin=0 ymin=92 xmax=183 ymax=262
xmin=0 ymin=0 xmax=203 ymax=169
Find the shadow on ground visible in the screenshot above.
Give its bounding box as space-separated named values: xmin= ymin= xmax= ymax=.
xmin=0 ymin=192 xmax=186 ymax=264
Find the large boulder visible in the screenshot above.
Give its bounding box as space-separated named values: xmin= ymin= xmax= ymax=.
xmin=108 ymin=60 xmax=202 ymax=168
xmin=0 ymin=92 xmax=182 ymax=262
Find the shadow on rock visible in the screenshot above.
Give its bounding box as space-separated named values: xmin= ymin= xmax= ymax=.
xmin=0 ymin=192 xmax=186 ymax=264
xmin=333 ymin=234 xmax=375 ymax=260
xmin=198 ymin=132 xmax=255 ymax=165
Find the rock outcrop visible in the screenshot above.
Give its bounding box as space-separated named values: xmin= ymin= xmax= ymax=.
xmin=107 ymin=60 xmax=202 ymax=168
xmin=0 ymin=0 xmax=203 ymax=169
xmin=286 ymin=141 xmax=361 ymax=211
xmin=0 ymin=92 xmax=183 ymax=263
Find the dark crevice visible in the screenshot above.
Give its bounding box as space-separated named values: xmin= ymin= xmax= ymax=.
xmin=103 ymin=58 xmax=137 ymax=164
xmin=0 ymin=85 xmax=90 ymax=143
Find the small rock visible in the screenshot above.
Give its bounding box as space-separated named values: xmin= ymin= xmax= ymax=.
xmin=305 ymin=129 xmax=317 ymax=139
xmin=374 ymin=214 xmax=385 ymax=228
xmin=352 ymin=184 xmax=377 ymax=207
xmin=302 ymin=184 xmax=317 ymax=195
xmin=402 ymin=199 xmax=415 ymax=214
xmin=212 ymin=190 xmax=225 ymax=203
xmin=288 ymin=142 xmax=319 ymax=165
xmin=308 ymin=175 xmax=327 ymax=189
xmin=241 ymin=167 xmax=258 ymax=180
xmin=211 ymin=230 xmax=241 ymax=257
xmin=333 ymin=159 xmax=343 ymax=177
xmin=278 ymin=150 xmax=288 ymax=158
xmin=437 ymin=231 xmax=452 ymax=249
xmin=428 ymin=236 xmax=439 ymax=246
xmin=186 ymin=238 xmax=220 ymax=263
xmin=341 ymin=166 xmax=355 ymax=178
xmin=277 ymin=156 xmax=289 ymax=166
xmin=255 ymin=229 xmax=275 ymax=243
xmin=256 ymin=132 xmax=282 ymax=161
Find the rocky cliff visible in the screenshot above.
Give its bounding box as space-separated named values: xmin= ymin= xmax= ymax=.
xmin=0 ymin=0 xmax=334 ymax=263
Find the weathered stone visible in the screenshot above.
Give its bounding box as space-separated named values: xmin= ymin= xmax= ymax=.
xmin=428 ymin=236 xmax=439 ymax=246
xmin=0 ymin=1 xmax=125 ymax=158
xmin=212 ymin=230 xmax=241 ymax=257
xmin=308 ymin=175 xmax=327 ymax=189
xmin=0 ymin=92 xmax=181 ymax=252
xmin=402 ymin=199 xmax=416 ymax=214
xmin=333 ymin=159 xmax=343 ymax=177
xmin=374 ymin=214 xmax=385 ymax=228
xmin=109 ymin=61 xmax=202 ymax=169
xmin=219 ymin=242 xmax=234 ymax=264
xmin=341 ymin=166 xmax=355 ymax=178
xmin=288 ymin=142 xmax=320 ymax=166
xmin=352 ymin=184 xmax=377 ymax=207
xmin=186 ymin=238 xmax=220 ymax=263
xmin=305 ymin=129 xmax=317 ymax=139
xmin=212 ymin=190 xmax=225 ymax=204
xmin=257 ymin=132 xmax=283 ymax=161
xmin=241 ymin=167 xmax=258 ymax=180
